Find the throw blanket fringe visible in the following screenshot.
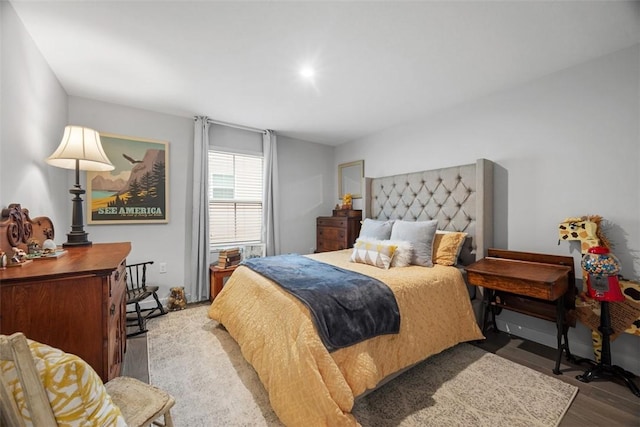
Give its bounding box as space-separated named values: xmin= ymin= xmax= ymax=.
xmin=242 ymin=254 xmax=400 ymax=351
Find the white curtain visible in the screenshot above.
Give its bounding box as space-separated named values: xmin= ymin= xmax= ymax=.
xmin=262 ymin=130 xmax=280 ymax=256
xmin=190 ymin=116 xmax=211 ymax=301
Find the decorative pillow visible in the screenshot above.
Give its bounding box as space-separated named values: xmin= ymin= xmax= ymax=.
xmin=0 ymin=339 xmax=126 ymax=427
xmin=350 ymin=239 xmax=398 ymax=269
xmin=390 ymin=219 xmax=438 ymax=267
xmin=389 ymin=240 xmax=413 ymax=267
xmin=433 ymin=231 xmax=468 ymax=266
xmin=358 ymin=218 xmax=395 ymax=240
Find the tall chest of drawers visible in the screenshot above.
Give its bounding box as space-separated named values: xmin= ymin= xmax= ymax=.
xmin=0 ymin=242 xmax=131 ymax=382
xmin=316 ymin=209 xmax=362 ymax=252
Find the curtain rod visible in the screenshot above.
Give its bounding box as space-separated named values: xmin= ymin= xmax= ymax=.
xmin=206 ymin=118 xmax=266 ymax=135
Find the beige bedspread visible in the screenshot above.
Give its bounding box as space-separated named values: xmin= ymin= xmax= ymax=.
xmin=208 ymin=250 xmax=484 ymax=426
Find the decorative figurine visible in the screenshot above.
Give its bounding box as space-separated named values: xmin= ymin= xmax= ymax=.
xmin=341 ymin=193 xmax=353 ymax=210
xmin=42 ymin=239 xmax=57 ymax=254
xmin=11 ymin=247 xmax=27 ymax=264
xmin=27 ymin=238 xmax=40 ymax=255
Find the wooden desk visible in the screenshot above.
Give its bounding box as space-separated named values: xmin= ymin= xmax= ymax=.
xmin=209 ymin=264 xmax=238 ymax=301
xmin=465 ymin=249 xmax=575 ymax=374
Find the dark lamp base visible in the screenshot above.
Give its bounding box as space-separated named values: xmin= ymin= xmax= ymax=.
xmin=63 ymin=232 xmax=92 ymax=247
xmin=65 ymin=177 xmax=92 ymax=247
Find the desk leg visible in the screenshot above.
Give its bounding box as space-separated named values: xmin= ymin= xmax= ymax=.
xmin=480 ymin=289 xmax=497 ymax=333
xmin=553 ymin=298 xmax=565 ymax=375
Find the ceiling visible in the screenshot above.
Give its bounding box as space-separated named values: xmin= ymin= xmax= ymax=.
xmin=9 ymin=1 xmax=640 ymax=146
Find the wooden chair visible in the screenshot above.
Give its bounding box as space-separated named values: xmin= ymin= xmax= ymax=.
xmin=126 ymin=261 xmax=167 ymax=337
xmin=0 ymin=332 xmax=175 ymax=427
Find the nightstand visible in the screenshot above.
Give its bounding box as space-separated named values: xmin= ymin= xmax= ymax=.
xmin=465 ymin=249 xmax=575 ymax=374
xmin=209 ymin=264 xmax=238 ymax=302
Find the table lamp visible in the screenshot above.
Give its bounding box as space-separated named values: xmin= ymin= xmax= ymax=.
xmin=46 ymin=125 xmax=114 ymax=246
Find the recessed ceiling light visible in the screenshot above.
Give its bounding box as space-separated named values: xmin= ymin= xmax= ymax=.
xmin=300 ymin=66 xmax=315 ymax=80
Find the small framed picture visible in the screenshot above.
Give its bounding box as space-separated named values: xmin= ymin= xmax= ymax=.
xmin=243 ymin=243 xmax=266 ymax=260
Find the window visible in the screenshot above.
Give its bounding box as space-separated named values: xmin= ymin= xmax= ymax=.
xmin=208 ymin=150 xmax=263 ymax=247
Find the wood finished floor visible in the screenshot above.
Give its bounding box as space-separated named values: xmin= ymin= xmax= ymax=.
xmin=123 ymin=322 xmax=640 ymax=426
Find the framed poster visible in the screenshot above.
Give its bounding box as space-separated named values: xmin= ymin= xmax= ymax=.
xmin=87 ymin=133 xmax=169 ymax=224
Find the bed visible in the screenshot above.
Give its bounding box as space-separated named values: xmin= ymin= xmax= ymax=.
xmin=208 ymin=158 xmax=494 ymax=426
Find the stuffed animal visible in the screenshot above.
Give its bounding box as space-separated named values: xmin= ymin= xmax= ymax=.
xmin=558 ymin=215 xmax=610 ymax=254
xmin=167 ymin=286 xmax=187 ymax=311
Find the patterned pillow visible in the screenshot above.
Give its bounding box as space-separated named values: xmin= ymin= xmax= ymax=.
xmin=0 ymin=339 xmax=126 ymax=427
xmin=433 ymin=231 xmax=468 ymax=266
xmin=350 ymin=240 xmax=398 ymax=269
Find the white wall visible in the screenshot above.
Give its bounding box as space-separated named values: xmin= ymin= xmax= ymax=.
xmin=68 ymin=96 xmax=193 ymax=300
xmin=277 ymin=135 xmax=335 ymax=255
xmin=1 ymin=2 xmax=69 ymax=229
xmin=211 ymin=123 xmax=262 ymax=154
xmin=336 ymin=45 xmax=640 ymax=373
xmin=68 ymin=98 xmax=335 ymax=300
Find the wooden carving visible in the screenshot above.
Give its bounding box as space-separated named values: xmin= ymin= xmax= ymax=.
xmin=0 ymin=204 xmax=54 ymax=255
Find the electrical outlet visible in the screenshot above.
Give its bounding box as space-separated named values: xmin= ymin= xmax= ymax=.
xmin=159 ymin=262 xmax=167 ymax=274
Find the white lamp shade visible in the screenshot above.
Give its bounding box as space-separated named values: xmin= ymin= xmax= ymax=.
xmin=46 ymin=125 xmax=115 ymax=172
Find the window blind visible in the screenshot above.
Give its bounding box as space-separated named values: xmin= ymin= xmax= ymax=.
xmin=208 ymin=151 xmax=263 ymax=247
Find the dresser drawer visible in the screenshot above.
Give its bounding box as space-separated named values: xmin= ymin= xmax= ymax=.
xmin=317 ymin=217 xmax=347 ymax=228
xmin=317 ymin=240 xmax=348 ymax=252
xmin=317 ymin=227 xmax=346 ymax=241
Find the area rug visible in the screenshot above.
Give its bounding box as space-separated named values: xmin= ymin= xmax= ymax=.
xmin=147 ymin=304 xmax=578 ymax=427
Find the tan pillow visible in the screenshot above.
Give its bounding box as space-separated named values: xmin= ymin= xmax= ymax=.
xmin=432 ymin=231 xmax=468 ymax=266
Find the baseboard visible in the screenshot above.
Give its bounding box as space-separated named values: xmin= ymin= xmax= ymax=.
xmin=496 ymin=313 xmax=640 ymax=375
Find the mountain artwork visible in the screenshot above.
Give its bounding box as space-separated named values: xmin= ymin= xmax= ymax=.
xmin=87 ymin=134 xmax=169 ymax=224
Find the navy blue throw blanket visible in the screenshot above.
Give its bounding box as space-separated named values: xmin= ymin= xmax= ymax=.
xmin=242 ymin=254 xmax=400 ymax=352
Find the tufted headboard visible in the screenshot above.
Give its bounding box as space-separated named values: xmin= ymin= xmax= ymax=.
xmin=363 ymin=159 xmax=493 ymax=266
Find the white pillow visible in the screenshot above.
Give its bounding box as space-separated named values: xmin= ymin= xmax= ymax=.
xmin=389 ymin=240 xmax=413 ymax=267
xmin=390 ymin=219 xmax=438 ymax=267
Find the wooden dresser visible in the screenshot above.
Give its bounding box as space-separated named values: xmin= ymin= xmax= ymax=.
xmin=316 ymin=209 xmax=362 ymax=252
xmin=0 ymin=242 xmax=131 ymax=382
